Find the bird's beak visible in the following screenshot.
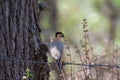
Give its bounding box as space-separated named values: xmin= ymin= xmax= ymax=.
xmin=62 ymin=34 xmax=65 ymax=38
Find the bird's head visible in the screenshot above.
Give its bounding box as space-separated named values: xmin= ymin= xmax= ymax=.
xmin=55 ymin=32 xmax=65 ymax=40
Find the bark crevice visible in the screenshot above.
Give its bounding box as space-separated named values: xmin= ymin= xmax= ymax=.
xmin=0 ymin=0 xmax=49 ymax=80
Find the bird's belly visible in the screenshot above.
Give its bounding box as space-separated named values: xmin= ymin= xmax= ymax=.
xmin=50 ymin=47 xmax=61 ymax=60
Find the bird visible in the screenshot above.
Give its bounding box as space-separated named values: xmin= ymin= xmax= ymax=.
xmin=49 ymin=32 xmax=65 ymax=70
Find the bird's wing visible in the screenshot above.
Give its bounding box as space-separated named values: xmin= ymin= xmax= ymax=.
xmin=50 ymin=41 xmax=64 ymax=54
xmin=55 ymin=41 xmax=64 ymax=54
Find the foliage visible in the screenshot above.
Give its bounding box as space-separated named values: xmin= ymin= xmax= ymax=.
xmin=22 ymin=68 xmax=33 ymax=80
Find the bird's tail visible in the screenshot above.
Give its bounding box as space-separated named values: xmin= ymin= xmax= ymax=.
xmin=56 ymin=59 xmax=63 ymax=71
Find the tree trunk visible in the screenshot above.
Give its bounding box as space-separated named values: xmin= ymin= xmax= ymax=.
xmin=0 ymin=0 xmax=49 ymax=80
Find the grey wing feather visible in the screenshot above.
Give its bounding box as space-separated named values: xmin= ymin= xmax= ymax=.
xmin=56 ymin=41 xmax=64 ymax=54
xmin=50 ymin=41 xmax=64 ymax=54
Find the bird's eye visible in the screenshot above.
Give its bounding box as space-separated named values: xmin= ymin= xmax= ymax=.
xmin=60 ymin=35 xmax=63 ymax=37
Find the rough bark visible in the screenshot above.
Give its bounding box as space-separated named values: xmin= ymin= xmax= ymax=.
xmin=0 ymin=0 xmax=49 ymax=80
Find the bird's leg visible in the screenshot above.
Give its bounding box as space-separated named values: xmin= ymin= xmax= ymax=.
xmin=56 ymin=59 xmax=63 ymax=71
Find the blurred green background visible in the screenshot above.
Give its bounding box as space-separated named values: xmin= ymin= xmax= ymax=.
xmin=38 ymin=0 xmax=120 ymax=79
xmin=39 ymin=0 xmax=120 ymax=53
